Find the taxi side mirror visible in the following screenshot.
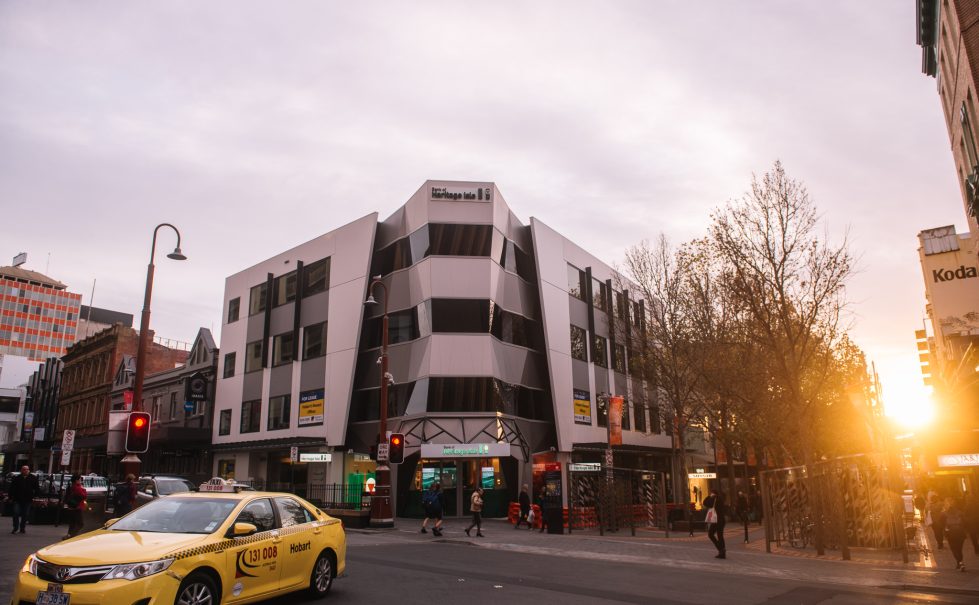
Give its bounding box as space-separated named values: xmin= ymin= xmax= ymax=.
xmin=104 ymin=518 xmax=119 ymax=529
xmin=230 ymin=522 xmax=258 ymax=537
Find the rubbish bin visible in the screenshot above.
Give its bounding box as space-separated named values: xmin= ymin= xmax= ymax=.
xmin=545 ymin=507 xmax=563 ymax=534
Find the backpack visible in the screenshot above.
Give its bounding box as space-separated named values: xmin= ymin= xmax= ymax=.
xmin=422 ymin=490 xmax=438 ymax=507
xmin=114 ymin=484 xmax=131 ymax=508
xmin=946 ymin=507 xmax=965 ymax=530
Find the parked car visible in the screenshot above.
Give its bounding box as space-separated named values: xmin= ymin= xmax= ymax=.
xmin=132 ymin=475 xmax=198 ymax=507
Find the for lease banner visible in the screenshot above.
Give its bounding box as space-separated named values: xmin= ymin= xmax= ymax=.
xmin=573 ymin=389 xmax=591 ymax=424
xmin=299 ymin=389 xmax=325 ymax=426
xmin=609 ymin=395 xmax=624 ymax=446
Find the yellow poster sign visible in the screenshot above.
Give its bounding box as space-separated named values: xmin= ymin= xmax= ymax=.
xmin=299 ymin=389 xmax=324 ymax=426
xmin=573 ymin=389 xmax=591 ymax=424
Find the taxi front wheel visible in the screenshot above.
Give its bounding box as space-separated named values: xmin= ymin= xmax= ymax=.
xmin=175 ymin=572 xmax=218 ymax=605
xmin=307 ymin=551 xmax=335 ymax=598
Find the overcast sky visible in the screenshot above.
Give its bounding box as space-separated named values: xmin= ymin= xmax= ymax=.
xmin=0 ymin=1 xmax=963 ymax=412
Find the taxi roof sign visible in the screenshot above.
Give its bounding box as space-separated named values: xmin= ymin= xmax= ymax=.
xmin=200 ymin=477 xmax=244 ymax=493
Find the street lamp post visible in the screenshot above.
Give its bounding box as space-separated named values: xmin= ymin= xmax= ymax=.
xmin=597 ymin=392 xmax=614 ymax=535
xmin=365 ymin=276 xmax=394 ymax=528
xmin=123 ymin=223 xmax=186 ymax=474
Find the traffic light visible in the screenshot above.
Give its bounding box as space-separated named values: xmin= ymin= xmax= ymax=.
xmin=389 ymin=433 xmax=405 ymax=464
xmin=125 ymin=412 xmax=151 ymax=453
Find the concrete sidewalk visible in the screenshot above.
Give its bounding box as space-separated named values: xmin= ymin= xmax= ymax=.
xmin=349 ymin=517 xmax=979 ymax=598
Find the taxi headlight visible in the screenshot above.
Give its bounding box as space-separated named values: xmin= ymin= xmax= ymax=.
xmin=106 ymin=558 xmax=174 ymax=581
xmin=22 ymin=554 xmax=38 ymax=575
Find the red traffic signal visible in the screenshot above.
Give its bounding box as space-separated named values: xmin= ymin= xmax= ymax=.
xmin=389 ymin=432 xmax=405 ymax=464
xmin=126 ymin=412 xmax=151 ymax=453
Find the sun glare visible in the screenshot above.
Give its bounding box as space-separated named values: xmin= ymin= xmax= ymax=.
xmin=883 ymin=377 xmax=935 ymax=429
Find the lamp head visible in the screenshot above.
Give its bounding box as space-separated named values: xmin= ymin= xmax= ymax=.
xmin=167 ymin=247 xmax=187 ymax=261
xmin=365 ymin=295 xmax=378 ymax=306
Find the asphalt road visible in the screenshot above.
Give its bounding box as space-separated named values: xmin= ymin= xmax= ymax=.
xmin=5 ymin=520 xmax=979 ymax=604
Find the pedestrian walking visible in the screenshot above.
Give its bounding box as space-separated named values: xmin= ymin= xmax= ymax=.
xmin=703 ymin=489 xmax=727 ymax=559
xmin=420 ymin=482 xmax=444 ymax=536
xmin=736 ymin=490 xmax=750 ymax=544
xmin=944 ymin=497 xmax=968 ymax=571
xmin=8 ymin=465 xmax=39 ymax=534
xmin=536 ymin=487 xmax=548 ymax=533
xmin=928 ymin=492 xmax=946 ymax=550
xmin=63 ymin=474 xmax=88 ymax=540
xmin=515 ymin=484 xmax=532 ymax=529
xmin=465 ymin=487 xmax=485 ymax=537
xmin=751 ymin=491 xmax=763 ymax=525
xmin=113 ymin=474 xmax=137 ymax=517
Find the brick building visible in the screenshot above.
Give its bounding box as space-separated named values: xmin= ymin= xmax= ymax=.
xmin=918 ymin=0 xmax=979 ymax=236
xmin=57 ymin=325 xmax=187 ymax=474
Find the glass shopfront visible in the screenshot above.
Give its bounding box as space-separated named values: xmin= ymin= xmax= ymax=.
xmin=403 ymin=457 xmax=511 ymax=518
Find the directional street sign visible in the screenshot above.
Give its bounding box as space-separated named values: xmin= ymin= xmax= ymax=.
xmin=377 ymin=443 xmax=390 ymax=462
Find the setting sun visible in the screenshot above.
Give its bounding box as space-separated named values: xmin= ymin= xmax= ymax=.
xmin=883 ymin=374 xmax=935 ymax=429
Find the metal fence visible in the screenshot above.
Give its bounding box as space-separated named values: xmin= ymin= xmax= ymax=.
xmin=760 ymin=453 xmax=907 ymax=561
xmin=568 ymin=467 xmax=669 ymax=535
xmin=242 ymin=481 xmax=372 ymax=511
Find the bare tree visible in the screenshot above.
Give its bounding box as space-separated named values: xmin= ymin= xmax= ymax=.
xmin=623 ymin=235 xmax=709 ymax=507
xmin=709 ymin=161 xmax=853 ymax=466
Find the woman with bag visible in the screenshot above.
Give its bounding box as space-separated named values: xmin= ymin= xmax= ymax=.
xmin=63 ymin=474 xmax=88 ymax=540
xmin=703 ymin=489 xmax=726 ymax=559
xmin=465 ymin=487 xmax=485 ymax=537
xmin=944 ymin=497 xmax=968 ymax=571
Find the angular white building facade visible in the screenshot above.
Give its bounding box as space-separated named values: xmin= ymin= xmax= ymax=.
xmin=214 ymin=181 xmax=671 ymax=517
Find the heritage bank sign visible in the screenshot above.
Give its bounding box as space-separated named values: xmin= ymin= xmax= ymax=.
xmin=430 ymin=186 xmax=492 ymax=202
xmin=420 ymin=443 xmax=511 ymax=458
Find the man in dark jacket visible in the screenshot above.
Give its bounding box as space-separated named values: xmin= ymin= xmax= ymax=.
xmin=8 ymin=465 xmax=39 ymax=534
xmin=113 ymin=474 xmax=137 ymax=517
xmin=516 ymin=484 xmax=532 ymax=529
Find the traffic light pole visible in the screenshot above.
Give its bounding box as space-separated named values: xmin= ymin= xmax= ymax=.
xmin=368 ymin=277 xmax=394 ymax=528
xmin=125 ymin=224 xmax=186 ymax=479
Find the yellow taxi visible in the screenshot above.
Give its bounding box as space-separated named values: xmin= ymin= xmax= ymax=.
xmin=11 ymin=478 xmax=346 ymax=605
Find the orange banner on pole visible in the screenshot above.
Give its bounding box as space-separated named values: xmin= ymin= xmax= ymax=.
xmin=609 ymin=396 xmax=624 ymax=446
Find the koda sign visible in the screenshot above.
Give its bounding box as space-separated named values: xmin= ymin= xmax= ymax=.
xmin=932 ymin=265 xmax=978 ymax=283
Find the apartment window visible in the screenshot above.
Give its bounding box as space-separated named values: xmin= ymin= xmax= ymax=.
xmin=592 ymin=278 xmax=608 ymax=312
xmin=273 ymin=272 xmax=297 ymax=307
xmin=272 ymin=332 xmax=295 ymax=366
xmin=570 ymin=325 xmax=588 ymax=361
xmin=500 ymin=239 xmax=535 ymax=281
xmin=614 ymin=291 xmax=629 ymax=322
xmin=613 ymin=343 xmax=626 ymax=373
xmin=303 ymin=258 xmax=330 ymax=296
xmin=427 ymin=224 xmax=493 ymax=256
xmin=227 ymin=297 xmax=240 ymax=323
xmin=567 ymin=264 xmax=586 ymax=300
xmin=249 ymin=283 xmax=268 ymax=316
xmin=169 ymin=392 xmax=177 ymax=420
xmin=303 ymin=322 xmax=327 ymax=359
xmin=634 ymin=399 xmax=647 ymax=433
xmin=362 ymin=307 xmax=420 ymax=348
xmin=632 ymin=300 xmax=643 ymax=328
xmin=621 ymin=397 xmax=631 ymax=431
xmin=491 ymin=306 xmax=533 ymax=348
xmin=218 ymin=409 xmax=232 ymax=436
xmin=963 ymin=99 xmax=979 ymax=169
xmin=245 ymin=340 xmax=263 ymax=373
xmin=431 ymin=299 xmax=491 ymax=333
xmin=152 ymin=396 xmax=162 ymax=423
xmin=223 ymin=352 xmax=236 ymax=378
xmin=592 ymin=335 xmax=608 ymax=368
xmin=426 ymin=377 xmax=549 ymax=420
xmin=240 ymin=400 xmax=261 ymax=433
xmin=268 ymin=395 xmax=290 ymax=431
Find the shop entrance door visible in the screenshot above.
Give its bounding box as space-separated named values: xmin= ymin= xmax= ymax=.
xmin=422 ymin=460 xmax=459 ymax=516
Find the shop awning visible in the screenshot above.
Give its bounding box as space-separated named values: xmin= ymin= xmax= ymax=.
xmin=211 ymin=437 xmax=327 ymax=451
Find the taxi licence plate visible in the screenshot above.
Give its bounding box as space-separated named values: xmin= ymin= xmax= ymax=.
xmin=36 ymin=583 xmax=70 ymax=605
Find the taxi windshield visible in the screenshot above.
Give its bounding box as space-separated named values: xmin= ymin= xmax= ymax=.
xmin=110 ymin=497 xmax=238 ymax=534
